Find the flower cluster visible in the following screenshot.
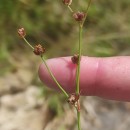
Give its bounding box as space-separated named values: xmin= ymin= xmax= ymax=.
xmin=17 ymin=28 xmax=45 ymax=56
xmin=67 ymin=93 xmax=80 ymax=111
xmin=18 ymin=28 xmax=26 ymax=38
xmin=73 ymin=12 xmax=85 ymax=22
xmin=71 ymin=54 xmax=79 ymax=64
xmin=33 ymin=44 xmax=45 ymax=56
xmin=63 ymin=0 xmax=72 ymax=6
xmin=17 ymin=1 xmax=92 ymax=129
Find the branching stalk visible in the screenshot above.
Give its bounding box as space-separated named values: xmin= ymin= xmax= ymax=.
xmin=23 ymin=37 xmax=34 ymax=50
xmin=75 ymin=1 xmax=92 ymax=129
xmin=77 ymin=110 xmax=81 ymax=130
xmin=20 ymin=1 xmax=93 ymax=130
xmin=23 ymin=37 xmax=69 ymax=98
xmin=41 ymin=56 xmax=69 ymax=98
xmin=67 ymin=5 xmax=73 ymax=13
xmin=76 ymin=24 xmax=82 ymax=94
xmin=75 ymin=23 xmax=82 ymax=130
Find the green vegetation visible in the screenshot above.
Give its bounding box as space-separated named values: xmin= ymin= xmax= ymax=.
xmin=0 ymin=0 xmax=130 ymax=58
xmin=0 ymin=0 xmax=130 ymax=114
xmin=0 ymin=2 xmax=129 ymax=79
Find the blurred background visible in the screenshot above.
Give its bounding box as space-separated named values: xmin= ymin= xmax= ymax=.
xmin=0 ymin=0 xmax=130 ymax=130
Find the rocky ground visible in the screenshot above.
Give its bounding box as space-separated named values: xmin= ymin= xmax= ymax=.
xmin=0 ymin=54 xmax=130 ymax=130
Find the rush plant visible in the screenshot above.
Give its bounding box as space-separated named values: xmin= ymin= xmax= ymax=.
xmin=18 ymin=0 xmax=92 ymax=130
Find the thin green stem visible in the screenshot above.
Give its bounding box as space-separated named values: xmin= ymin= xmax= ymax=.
xmin=77 ymin=110 xmax=81 ymax=130
xmin=76 ymin=24 xmax=82 ymax=94
xmin=23 ymin=37 xmax=34 ymax=50
xmin=22 ymin=37 xmax=68 ymax=98
xmin=67 ymin=5 xmax=73 ymax=13
xmin=75 ymin=22 xmax=83 ymax=130
xmin=41 ymin=56 xmax=69 ymax=98
xmin=75 ymin=24 xmax=82 ymax=130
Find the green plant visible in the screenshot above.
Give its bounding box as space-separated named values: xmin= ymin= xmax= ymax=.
xmin=17 ymin=1 xmax=93 ymax=130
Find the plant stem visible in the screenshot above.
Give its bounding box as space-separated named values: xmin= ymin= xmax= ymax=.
xmin=75 ymin=23 xmax=82 ymax=130
xmin=76 ymin=24 xmax=82 ymax=94
xmin=77 ymin=110 xmax=81 ymax=130
xmin=67 ymin=5 xmax=73 ymax=13
xmin=23 ymin=37 xmax=34 ymax=50
xmin=75 ymin=1 xmax=92 ymax=129
xmin=75 ymin=0 xmax=92 ymax=93
xmin=22 ymin=37 xmax=68 ymax=98
xmin=41 ymin=56 xmax=69 ymax=98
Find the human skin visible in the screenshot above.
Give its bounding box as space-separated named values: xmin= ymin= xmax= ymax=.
xmin=39 ymin=56 xmax=130 ymax=102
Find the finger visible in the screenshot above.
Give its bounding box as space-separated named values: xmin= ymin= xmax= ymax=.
xmin=39 ymin=56 xmax=130 ymax=101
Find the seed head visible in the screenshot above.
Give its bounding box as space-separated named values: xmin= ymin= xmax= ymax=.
xmin=71 ymin=54 xmax=79 ymax=64
xmin=67 ymin=93 xmax=79 ymax=105
xmin=18 ymin=28 xmax=26 ymax=38
xmin=63 ymin=0 xmax=72 ymax=5
xmin=73 ymin=12 xmax=85 ymax=22
xmin=67 ymin=93 xmax=80 ymax=111
xmin=33 ymin=44 xmax=45 ymax=56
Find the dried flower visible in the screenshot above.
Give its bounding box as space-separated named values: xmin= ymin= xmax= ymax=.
xmin=71 ymin=54 xmax=79 ymax=64
xmin=18 ymin=28 xmax=26 ymax=38
xmin=63 ymin=0 xmax=72 ymax=5
xmin=33 ymin=44 xmax=45 ymax=56
xmin=67 ymin=93 xmax=80 ymax=111
xmin=73 ymin=12 xmax=85 ymax=22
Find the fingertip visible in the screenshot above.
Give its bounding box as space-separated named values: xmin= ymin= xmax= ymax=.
xmin=38 ymin=56 xmax=130 ymax=101
xmin=38 ymin=57 xmax=99 ymax=95
xmin=38 ymin=57 xmax=77 ymax=93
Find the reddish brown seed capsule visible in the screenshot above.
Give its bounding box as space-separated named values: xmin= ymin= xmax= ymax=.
xmin=67 ymin=93 xmax=79 ymax=104
xmin=71 ymin=54 xmax=79 ymax=64
xmin=67 ymin=93 xmax=80 ymax=111
xmin=33 ymin=44 xmax=45 ymax=56
xmin=63 ymin=0 xmax=72 ymax=5
xmin=73 ymin=12 xmax=85 ymax=22
xmin=18 ymin=28 xmax=26 ymax=38
xmin=67 ymin=94 xmax=76 ymax=105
